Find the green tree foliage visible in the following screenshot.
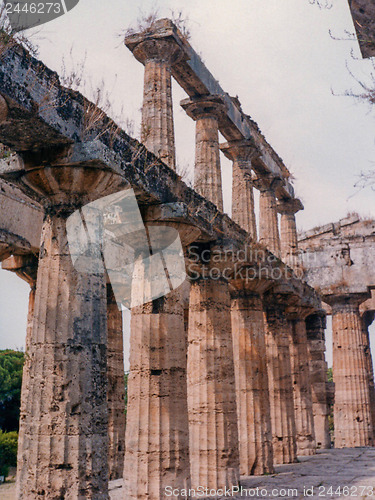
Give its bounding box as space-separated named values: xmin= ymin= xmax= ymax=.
xmin=327 ymin=367 xmax=333 ymax=383
xmin=0 ymin=430 xmax=18 ymax=479
xmin=0 ymin=350 xmax=24 ymax=432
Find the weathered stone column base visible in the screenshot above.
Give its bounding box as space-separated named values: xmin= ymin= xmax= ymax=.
xmin=265 ymin=303 xmax=297 ymax=464
xmin=231 ymin=291 xmax=273 ymax=475
xmin=289 ymin=318 xmax=316 ymax=456
xmin=331 ymin=296 xmax=373 ymax=448
xmin=123 ymin=286 xmax=190 ymax=500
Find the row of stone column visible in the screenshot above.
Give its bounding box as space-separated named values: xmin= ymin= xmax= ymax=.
xmin=133 ymin=33 xmax=303 ymax=270
xmin=2 ymin=254 xmax=126 ymax=493
xmin=0 ymin=26 xmax=329 ymax=500
xmin=4 ymin=250 xmax=327 ymax=500
xmin=121 ymin=30 xmax=327 ymax=500
xmin=123 ymin=269 xmax=332 ymax=498
xmin=9 ymin=242 xmax=375 ymax=498
xmin=130 ymin=27 xmax=375 ymax=457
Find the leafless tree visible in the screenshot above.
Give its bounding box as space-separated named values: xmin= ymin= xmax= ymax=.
xmin=309 ymin=0 xmax=333 ymax=9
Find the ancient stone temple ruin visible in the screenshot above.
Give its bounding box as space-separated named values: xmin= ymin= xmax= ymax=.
xmin=0 ymin=11 xmax=372 ymax=500
xmin=299 ymin=216 xmax=375 ymax=449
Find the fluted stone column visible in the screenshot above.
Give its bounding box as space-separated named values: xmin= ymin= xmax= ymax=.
xmin=362 ymin=312 xmax=375 ymax=442
xmin=10 ymin=164 xmax=124 ymax=499
xmin=257 ymin=179 xmax=281 ymax=258
xmin=306 ymin=313 xmax=331 ymax=449
xmin=188 ymin=275 xmax=239 ymax=489
xmin=277 ymin=198 xmax=303 ymax=272
xmin=220 ymin=140 xmax=258 ymax=239
xmin=264 ymin=299 xmax=297 ymax=464
xmin=181 ymin=96 xmax=227 ymax=211
xmin=328 ymin=294 xmax=373 ymax=448
xmin=127 ymin=33 xmax=184 ymax=170
xmin=287 ymin=310 xmax=316 ymax=456
xmin=124 ymin=286 xmax=190 ymax=499
xmin=230 ymin=288 xmax=273 ymax=475
xmin=107 ymin=284 xmax=125 ymax=481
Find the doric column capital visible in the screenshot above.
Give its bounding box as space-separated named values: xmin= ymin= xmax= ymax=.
xmin=2 ymin=253 xmax=38 ymax=289
xmin=143 ymin=203 xmax=202 ymax=248
xmin=125 ymin=18 xmax=186 ymax=67
xmin=325 ymin=292 xmax=371 ymax=310
xmin=253 ymin=174 xmax=283 ymax=193
xmin=277 ymin=198 xmax=304 ymax=215
xmin=220 ymin=139 xmax=261 ymax=163
xmin=131 ymin=38 xmax=185 ymax=66
xmin=19 ymin=164 xmax=127 ymax=214
xmin=180 ymin=95 xmax=227 ymax=122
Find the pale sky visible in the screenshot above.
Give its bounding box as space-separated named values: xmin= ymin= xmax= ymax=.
xmin=1 ymin=0 xmax=375 ymax=367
